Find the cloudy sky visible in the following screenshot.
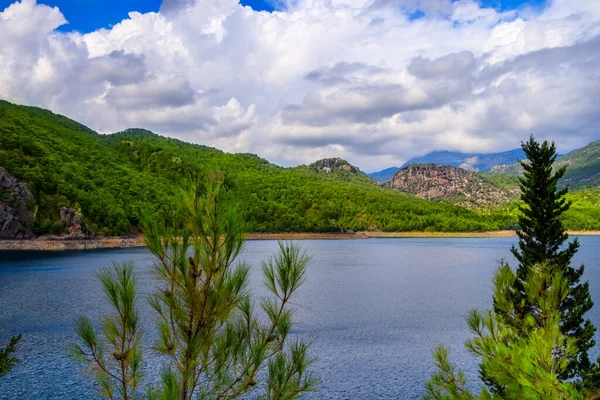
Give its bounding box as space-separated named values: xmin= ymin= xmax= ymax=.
xmin=0 ymin=0 xmax=598 ymax=171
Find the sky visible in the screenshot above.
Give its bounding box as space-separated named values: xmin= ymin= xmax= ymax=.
xmin=0 ymin=0 xmax=598 ymax=172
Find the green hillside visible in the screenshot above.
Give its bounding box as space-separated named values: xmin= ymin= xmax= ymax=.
xmin=558 ymin=141 xmax=600 ymax=188
xmin=484 ymin=139 xmax=600 ymax=190
xmin=0 ymin=100 xmax=513 ymax=236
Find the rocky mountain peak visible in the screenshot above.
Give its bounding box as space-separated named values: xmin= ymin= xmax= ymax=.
xmin=386 ymin=164 xmax=516 ymax=208
xmin=309 ymin=158 xmax=361 ymax=174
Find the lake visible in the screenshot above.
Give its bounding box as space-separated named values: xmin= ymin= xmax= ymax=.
xmin=2 ymin=237 xmax=600 ymax=399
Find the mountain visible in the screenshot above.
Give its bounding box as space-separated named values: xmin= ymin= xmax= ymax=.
xmin=309 ymin=157 xmax=361 ymax=175
xmin=383 ymin=164 xmax=517 ymax=208
xmin=485 ymin=140 xmax=600 ymax=190
xmin=555 ymin=140 xmax=600 ymax=188
xmin=368 ymin=148 xmax=525 ymax=181
xmin=401 ymin=149 xmax=526 ymax=172
xmin=3 ymin=100 xmax=600 ymax=236
xmin=304 ymin=158 xmax=372 ymax=184
xmin=0 ymin=100 xmax=512 ymax=237
xmin=368 ymin=167 xmax=402 ymax=182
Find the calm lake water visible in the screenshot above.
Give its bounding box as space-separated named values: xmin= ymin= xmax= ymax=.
xmin=2 ymin=237 xmax=600 ymax=399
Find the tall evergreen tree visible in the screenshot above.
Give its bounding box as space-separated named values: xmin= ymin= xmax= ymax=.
xmin=425 ymin=263 xmax=584 ymax=400
xmin=505 ymin=135 xmax=595 ymax=378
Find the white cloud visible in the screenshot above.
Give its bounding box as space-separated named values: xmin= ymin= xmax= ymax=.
xmin=0 ymin=0 xmax=599 ymax=171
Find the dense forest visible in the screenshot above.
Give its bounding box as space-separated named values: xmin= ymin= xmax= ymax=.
xmin=0 ymin=100 xmax=599 ymax=236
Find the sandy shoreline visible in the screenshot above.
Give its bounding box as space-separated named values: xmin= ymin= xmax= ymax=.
xmin=1 ymin=230 xmax=599 ymax=251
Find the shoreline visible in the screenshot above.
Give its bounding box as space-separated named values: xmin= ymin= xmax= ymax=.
xmin=1 ymin=230 xmax=599 ymax=251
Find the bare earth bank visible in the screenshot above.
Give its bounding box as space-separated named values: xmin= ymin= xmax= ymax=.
xmin=1 ymin=231 xmax=599 ymax=251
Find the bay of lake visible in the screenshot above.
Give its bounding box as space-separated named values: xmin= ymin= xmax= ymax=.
xmin=2 ymin=237 xmax=600 ymax=399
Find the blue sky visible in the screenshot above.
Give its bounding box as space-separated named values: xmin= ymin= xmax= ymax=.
xmin=0 ymin=0 xmax=275 ymax=32
xmin=0 ymin=0 xmax=545 ymax=33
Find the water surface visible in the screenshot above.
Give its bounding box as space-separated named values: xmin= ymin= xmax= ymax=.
xmin=2 ymin=237 xmax=600 ymax=399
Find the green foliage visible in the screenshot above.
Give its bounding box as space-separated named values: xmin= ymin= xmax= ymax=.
xmin=143 ymin=181 xmax=318 ymax=399
xmin=471 ymin=189 xmax=600 ymax=231
xmin=0 ymin=101 xmax=175 ymax=236
xmin=424 ymin=264 xmax=584 ymax=400
xmin=0 ymin=100 xmax=515 ymax=236
xmin=482 ymin=173 xmax=521 ymax=191
xmin=505 ymin=135 xmax=595 ymax=380
xmin=0 ymin=334 xmax=21 ymax=379
xmin=69 ymin=262 xmax=143 ymax=400
xmin=562 ymin=189 xmax=600 ymax=230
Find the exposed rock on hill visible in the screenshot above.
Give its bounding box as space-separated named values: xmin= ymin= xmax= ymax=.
xmin=310 ymin=158 xmax=361 ymax=174
xmin=0 ymin=166 xmax=34 ymax=239
xmin=59 ymin=207 xmax=92 ymax=239
xmin=306 ymin=158 xmax=373 ymax=185
xmin=385 ymin=164 xmax=517 ymax=208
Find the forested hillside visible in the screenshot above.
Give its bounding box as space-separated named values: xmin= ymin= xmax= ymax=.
xmin=484 ymin=139 xmax=600 ymax=190
xmin=0 ymin=101 xmax=514 ymax=236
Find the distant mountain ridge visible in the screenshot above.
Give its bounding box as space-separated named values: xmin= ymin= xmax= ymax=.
xmin=485 ymin=140 xmax=600 ymax=190
xmin=370 ymin=140 xmax=600 ymax=207
xmin=368 ymin=149 xmax=525 ymax=181
xmin=368 ymin=167 xmax=403 ymax=182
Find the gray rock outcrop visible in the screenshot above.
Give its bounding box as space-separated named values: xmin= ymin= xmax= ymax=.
xmin=0 ymin=166 xmax=34 ymax=239
xmin=60 ymin=207 xmax=91 ymax=239
xmin=384 ymin=164 xmax=517 ymax=208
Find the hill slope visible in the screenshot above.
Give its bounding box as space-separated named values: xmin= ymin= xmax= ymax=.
xmin=0 ymin=100 xmax=513 ymax=236
xmin=485 ymin=140 xmax=600 ymax=190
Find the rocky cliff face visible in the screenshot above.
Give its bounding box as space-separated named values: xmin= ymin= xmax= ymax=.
xmin=385 ymin=164 xmax=517 ymax=208
xmin=0 ymin=166 xmax=34 ymax=239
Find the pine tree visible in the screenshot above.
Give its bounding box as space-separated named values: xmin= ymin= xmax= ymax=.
xmin=506 ymin=135 xmax=595 ymax=378
xmin=0 ymin=334 xmax=21 ymax=379
xmin=69 ymin=262 xmax=143 ymax=400
xmin=424 ymin=263 xmax=584 ymax=400
xmin=72 ymin=177 xmax=319 ymax=399
xmin=143 ymin=179 xmax=318 ymax=399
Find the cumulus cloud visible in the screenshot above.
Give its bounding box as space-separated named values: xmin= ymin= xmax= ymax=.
xmin=407 ymin=51 xmax=477 ymax=80
xmin=80 ymin=51 xmax=148 ymax=86
xmin=304 ymin=62 xmax=387 ymax=86
xmin=0 ymin=0 xmax=599 ymax=171
xmin=105 ymin=76 xmax=197 ymax=109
